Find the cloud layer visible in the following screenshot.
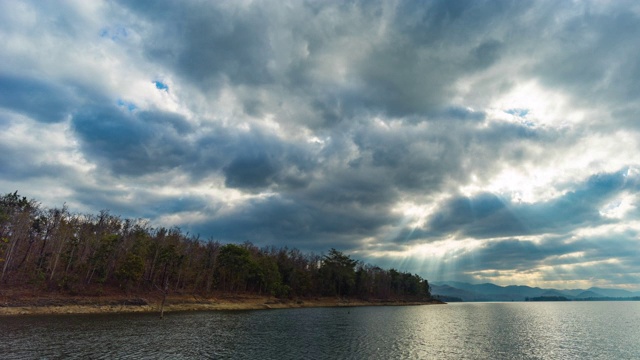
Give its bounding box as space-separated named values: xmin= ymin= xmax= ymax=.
xmin=2 ymin=0 xmax=640 ymax=290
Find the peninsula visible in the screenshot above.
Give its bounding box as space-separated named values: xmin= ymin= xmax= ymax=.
xmin=0 ymin=192 xmax=440 ymax=316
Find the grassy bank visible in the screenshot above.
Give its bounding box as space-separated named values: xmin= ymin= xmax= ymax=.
xmin=0 ymin=289 xmax=444 ymax=316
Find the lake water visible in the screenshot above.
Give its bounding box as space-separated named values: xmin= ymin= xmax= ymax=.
xmin=2 ymin=302 xmax=639 ymax=359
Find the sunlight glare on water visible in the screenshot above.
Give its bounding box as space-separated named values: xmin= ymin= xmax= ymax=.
xmin=1 ymin=302 xmax=639 ymax=359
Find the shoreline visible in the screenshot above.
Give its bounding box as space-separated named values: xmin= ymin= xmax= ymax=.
xmin=0 ymin=294 xmax=445 ymax=316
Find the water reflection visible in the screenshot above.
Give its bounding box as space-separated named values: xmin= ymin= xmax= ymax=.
xmin=1 ymin=302 xmax=639 ymax=359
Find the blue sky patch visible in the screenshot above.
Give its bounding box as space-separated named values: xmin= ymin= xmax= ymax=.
xmin=154 ymin=81 xmax=169 ymax=91
xmin=505 ymin=108 xmax=530 ymax=117
xmin=116 ymin=99 xmax=137 ymax=112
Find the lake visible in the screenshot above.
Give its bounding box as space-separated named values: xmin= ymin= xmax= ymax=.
xmin=2 ymin=302 xmax=639 ymax=359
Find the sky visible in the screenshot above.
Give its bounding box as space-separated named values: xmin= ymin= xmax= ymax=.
xmin=1 ymin=0 xmax=640 ymax=291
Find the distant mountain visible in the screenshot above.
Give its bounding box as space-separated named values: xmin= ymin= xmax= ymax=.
xmin=559 ymin=289 xmax=587 ymax=297
xmin=432 ymin=282 xmax=536 ymax=301
xmin=430 ymin=284 xmax=492 ymax=302
xmin=431 ymin=281 xmax=640 ymax=302
xmin=575 ymin=290 xmax=604 ymax=299
xmin=561 ymin=287 xmax=640 ymax=298
xmin=503 ymin=285 xmax=548 ymax=298
xmin=539 ymin=289 xmax=569 ymax=298
xmin=587 ymin=287 xmax=639 ymax=298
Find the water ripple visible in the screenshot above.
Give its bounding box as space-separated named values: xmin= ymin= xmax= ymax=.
xmin=1 ymin=302 xmax=639 ymax=359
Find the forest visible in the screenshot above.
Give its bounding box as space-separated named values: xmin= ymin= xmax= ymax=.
xmin=0 ymin=192 xmax=432 ymax=301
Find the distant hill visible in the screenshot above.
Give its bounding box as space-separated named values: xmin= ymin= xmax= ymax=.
xmin=539 ymin=290 xmax=569 ymax=298
xmin=430 ymin=284 xmax=491 ymax=302
xmin=574 ymin=290 xmax=604 ymax=299
xmin=431 ymin=281 xmax=640 ymax=302
xmin=587 ymin=287 xmax=638 ymax=298
xmin=560 ymin=289 xmax=587 ymax=297
xmin=528 ymin=296 xmax=570 ymax=302
xmin=432 ymin=281 xmax=547 ymax=301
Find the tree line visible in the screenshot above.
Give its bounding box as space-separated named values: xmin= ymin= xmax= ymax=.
xmin=0 ymin=192 xmax=431 ymax=300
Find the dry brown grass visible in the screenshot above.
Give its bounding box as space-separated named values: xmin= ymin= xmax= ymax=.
xmin=0 ymin=287 xmax=444 ymax=316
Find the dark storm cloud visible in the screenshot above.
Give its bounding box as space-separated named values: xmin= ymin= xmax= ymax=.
xmin=0 ymin=139 xmax=65 ymax=181
xmin=181 ymin=113 xmax=552 ymax=250
xmin=223 ymin=154 xmax=279 ymax=189
xmin=423 ymin=169 xmax=637 ymax=239
xmin=0 ymin=74 xmax=76 ymax=123
xmin=109 ymin=0 xmax=534 ymax=121
xmin=427 ymin=193 xmax=525 ymax=238
xmin=394 ymin=0 xmax=529 ymax=43
xmin=531 ymin=3 xmax=640 ymax=112
xmin=71 ymin=185 xmax=214 ymax=221
xmin=472 ymin=239 xmax=566 ymax=270
xmin=350 ymin=121 xmax=466 ymax=191
xmin=457 ymin=233 xmax=640 ymax=285
xmin=191 ymin=194 xmax=400 ymax=251
xmin=438 ymin=107 xmax=486 ymax=122
xmin=71 ymin=101 xmax=318 ymax=191
xmin=114 ymin=0 xmax=275 ymax=90
xmin=347 ymin=1 xmax=523 ymax=117
xmin=221 ymin=149 xmax=314 ymax=191
xmin=468 ymin=40 xmax=504 ymax=71
xmin=214 ymin=131 xmax=317 ymax=191
xmin=346 ymin=114 xmax=553 ymax=197
xmin=71 ymin=105 xmax=192 ymax=176
xmin=462 ymin=235 xmax=633 ymax=273
xmin=384 ymin=229 xmax=640 ymax=288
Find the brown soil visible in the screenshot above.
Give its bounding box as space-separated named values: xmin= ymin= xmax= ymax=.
xmin=0 ymin=287 xmax=444 ymax=316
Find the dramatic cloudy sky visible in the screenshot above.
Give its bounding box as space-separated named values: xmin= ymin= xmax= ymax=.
xmin=2 ymin=0 xmax=640 ymax=290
